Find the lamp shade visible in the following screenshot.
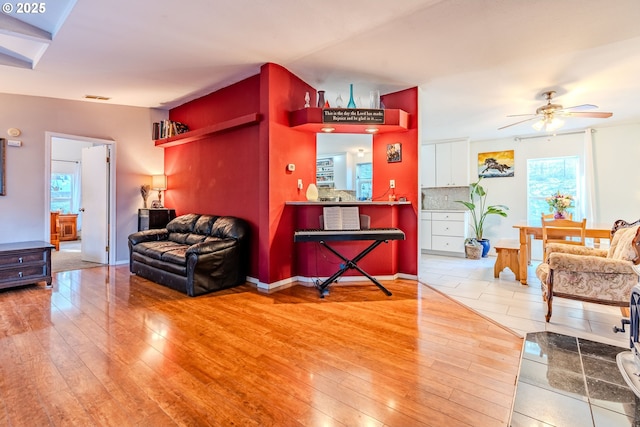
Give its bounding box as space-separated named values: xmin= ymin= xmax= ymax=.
xmin=151 ymin=175 xmax=167 ymax=190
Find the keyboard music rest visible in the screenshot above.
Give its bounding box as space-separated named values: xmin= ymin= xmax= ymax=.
xmin=294 ymin=228 xmax=405 ymax=243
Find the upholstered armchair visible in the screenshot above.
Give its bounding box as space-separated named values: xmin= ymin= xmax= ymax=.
xmin=536 ymin=221 xmax=640 ymax=322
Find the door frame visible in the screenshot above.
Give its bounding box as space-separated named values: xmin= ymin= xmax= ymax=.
xmin=44 ymin=132 xmax=117 ymax=265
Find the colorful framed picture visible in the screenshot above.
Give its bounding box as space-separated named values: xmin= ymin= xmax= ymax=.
xmin=386 ymin=143 xmax=401 ymax=163
xmin=478 ymin=150 xmax=514 ymax=178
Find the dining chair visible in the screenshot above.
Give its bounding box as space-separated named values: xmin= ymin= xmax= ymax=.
xmin=541 ymin=215 xmax=587 ymax=261
xmin=525 ymin=212 xmax=576 ymax=264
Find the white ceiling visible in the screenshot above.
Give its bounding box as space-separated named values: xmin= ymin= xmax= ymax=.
xmin=2 ymin=0 xmax=640 ymax=141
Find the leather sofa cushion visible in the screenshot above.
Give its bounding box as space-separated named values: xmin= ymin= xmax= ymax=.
xmin=169 ymin=232 xmax=207 ymax=245
xmin=162 ymin=247 xmax=189 ymax=265
xmin=131 ymin=252 xmax=187 ymax=276
xmin=167 ymin=213 xmax=200 ymax=233
xmin=211 ymin=216 xmax=248 ymax=240
xmin=134 ymin=241 xmax=188 ymax=266
xmin=194 ymin=215 xmax=219 ymax=235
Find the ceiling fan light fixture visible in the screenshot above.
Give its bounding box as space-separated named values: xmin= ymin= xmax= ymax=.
xmin=532 ymin=119 xmax=545 ymax=131
xmin=532 ymin=116 xmax=564 ymax=132
xmin=546 ymin=117 xmax=564 ymax=132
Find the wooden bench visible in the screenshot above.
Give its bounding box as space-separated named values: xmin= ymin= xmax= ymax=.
xmin=494 ymin=239 xmax=520 ymax=281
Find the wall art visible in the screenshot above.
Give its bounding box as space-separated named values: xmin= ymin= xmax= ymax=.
xmin=478 ymin=149 xmax=514 ymax=178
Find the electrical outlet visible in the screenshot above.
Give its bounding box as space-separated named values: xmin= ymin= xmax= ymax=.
xmin=390 ymin=179 xmax=395 ymax=189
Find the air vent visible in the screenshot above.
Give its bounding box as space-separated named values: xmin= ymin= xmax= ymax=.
xmin=84 ymin=95 xmax=111 ymax=101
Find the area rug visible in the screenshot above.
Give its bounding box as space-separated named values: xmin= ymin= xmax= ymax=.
xmin=51 ymin=241 xmax=103 ymax=273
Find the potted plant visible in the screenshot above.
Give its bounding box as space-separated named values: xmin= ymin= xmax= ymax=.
xmin=464 ymin=237 xmax=483 ymax=259
xmin=456 ymin=177 xmax=509 ymax=257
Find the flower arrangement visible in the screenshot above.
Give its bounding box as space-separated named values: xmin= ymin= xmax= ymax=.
xmin=546 ymin=191 xmax=574 ymax=218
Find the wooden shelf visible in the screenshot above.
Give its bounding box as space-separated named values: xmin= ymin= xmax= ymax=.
xmin=155 ymin=113 xmax=262 ymax=147
xmin=289 ymin=108 xmax=409 ymax=134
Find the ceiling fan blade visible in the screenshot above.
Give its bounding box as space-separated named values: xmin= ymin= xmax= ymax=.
xmin=506 ymin=113 xmax=537 ymax=118
xmin=563 ymin=111 xmax=613 ymax=118
xmin=560 ymin=104 xmax=597 ymax=111
xmin=498 ymin=116 xmax=539 ymax=130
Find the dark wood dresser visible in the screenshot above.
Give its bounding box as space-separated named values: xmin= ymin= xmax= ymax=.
xmin=0 ymin=241 xmax=54 ymax=290
xmin=138 ymin=208 xmax=176 ymax=231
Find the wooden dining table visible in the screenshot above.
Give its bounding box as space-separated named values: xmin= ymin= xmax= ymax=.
xmin=512 ymin=222 xmax=612 ymax=285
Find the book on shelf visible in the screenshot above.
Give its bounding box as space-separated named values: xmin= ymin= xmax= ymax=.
xmin=152 ymin=120 xmax=189 ymax=140
xmin=323 ymin=206 xmax=361 ymax=230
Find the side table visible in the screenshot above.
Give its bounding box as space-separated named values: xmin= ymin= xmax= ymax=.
xmin=0 ymin=241 xmax=54 ymax=290
xmin=138 ymin=208 xmax=176 ymax=231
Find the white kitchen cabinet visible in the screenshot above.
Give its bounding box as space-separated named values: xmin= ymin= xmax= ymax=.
xmin=420 ymin=211 xmax=432 ymax=251
xmin=425 ymin=140 xmax=469 ymax=187
xmin=423 ymin=211 xmax=468 ymax=255
xmin=421 ymin=144 xmax=436 ymax=188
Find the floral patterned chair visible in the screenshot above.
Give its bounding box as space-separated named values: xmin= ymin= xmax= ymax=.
xmin=535 ymin=219 xmax=640 ymax=322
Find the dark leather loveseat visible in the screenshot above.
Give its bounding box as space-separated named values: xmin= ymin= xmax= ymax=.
xmin=128 ymin=213 xmax=250 ymax=296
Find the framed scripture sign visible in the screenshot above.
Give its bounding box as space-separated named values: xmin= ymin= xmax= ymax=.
xmin=322 ymin=109 xmax=385 ymax=124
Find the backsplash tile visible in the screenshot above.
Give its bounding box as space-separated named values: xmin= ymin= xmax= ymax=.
xmin=421 ymin=186 xmax=469 ymax=210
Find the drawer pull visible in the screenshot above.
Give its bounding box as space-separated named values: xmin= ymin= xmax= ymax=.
xmin=18 ymin=271 xmax=23 ymax=278
xmin=18 ymin=257 xmax=23 ymax=263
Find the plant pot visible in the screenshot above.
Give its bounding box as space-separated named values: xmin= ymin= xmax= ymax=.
xmin=478 ymin=239 xmax=491 ymax=257
xmin=465 ymin=244 xmax=482 ymax=260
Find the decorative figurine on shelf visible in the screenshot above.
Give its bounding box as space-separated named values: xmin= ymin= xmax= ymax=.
xmin=347 ymin=84 xmax=356 ymax=108
xmin=140 ymin=184 xmax=150 ymax=208
xmin=304 ymin=91 xmax=310 ymax=108
xmin=317 ymin=90 xmax=325 ymax=108
xmin=324 ymin=100 xmax=330 ymax=108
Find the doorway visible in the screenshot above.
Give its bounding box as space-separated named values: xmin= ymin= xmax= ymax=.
xmin=44 ymin=132 xmax=116 ymax=269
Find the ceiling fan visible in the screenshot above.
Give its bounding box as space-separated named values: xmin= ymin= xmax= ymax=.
xmin=499 ymin=90 xmax=613 ymax=131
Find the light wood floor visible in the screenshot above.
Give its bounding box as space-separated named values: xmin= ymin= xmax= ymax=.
xmin=0 ymin=266 xmax=522 ymax=427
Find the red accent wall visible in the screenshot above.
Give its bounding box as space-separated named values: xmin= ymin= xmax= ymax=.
xmin=164 ymin=76 xmax=263 ymax=278
xmin=259 ymin=63 xmax=317 ymax=284
xmin=375 ymin=88 xmax=419 ymax=275
xmin=163 ymin=64 xmax=418 ymax=285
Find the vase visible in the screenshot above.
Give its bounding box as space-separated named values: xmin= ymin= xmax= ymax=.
xmin=347 ymin=84 xmax=356 ymax=108
xmin=553 ymin=211 xmax=566 ymax=219
xmin=335 ymin=94 xmax=344 ymax=108
xmin=305 ymin=183 xmax=319 ymax=201
xmin=317 ymin=91 xmax=325 ymax=108
xmin=478 ymin=239 xmax=491 ymax=257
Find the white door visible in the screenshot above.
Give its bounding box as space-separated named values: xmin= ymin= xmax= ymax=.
xmin=80 ymin=145 xmax=109 ymax=263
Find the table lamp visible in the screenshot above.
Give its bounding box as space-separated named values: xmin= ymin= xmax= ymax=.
xmin=151 ymin=175 xmax=167 ymax=208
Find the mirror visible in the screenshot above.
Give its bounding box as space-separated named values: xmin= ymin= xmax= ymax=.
xmin=0 ymin=139 xmax=5 ymax=196
xmin=316 ymin=133 xmax=372 ymax=200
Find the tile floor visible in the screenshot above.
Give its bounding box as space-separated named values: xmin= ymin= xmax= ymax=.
xmin=512 ymin=331 xmax=637 ymax=426
xmin=419 ymin=253 xmax=638 ymax=427
xmin=419 ymin=253 xmax=630 ymax=348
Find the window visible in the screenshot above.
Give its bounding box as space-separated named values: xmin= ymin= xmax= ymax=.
xmin=527 ymin=156 xmax=580 ymax=221
xmin=356 ymin=162 xmax=372 ymax=200
xmin=51 ymin=173 xmax=73 ymax=213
